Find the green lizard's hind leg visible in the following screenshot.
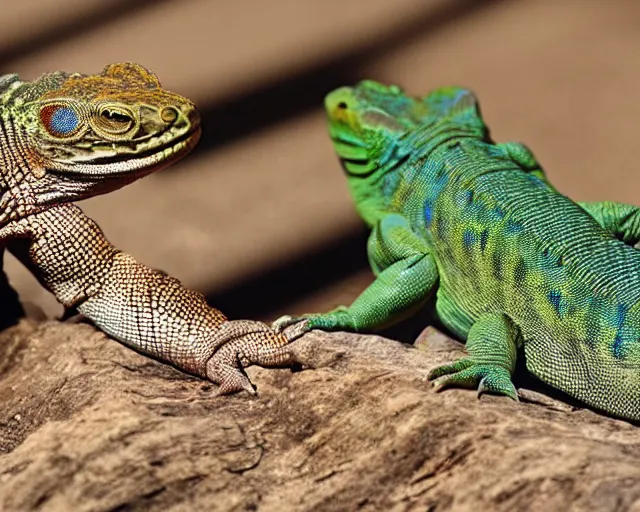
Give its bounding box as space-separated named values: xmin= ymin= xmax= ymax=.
xmin=428 ymin=312 xmax=521 ymax=401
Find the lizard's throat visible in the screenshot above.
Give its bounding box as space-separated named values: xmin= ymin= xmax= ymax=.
xmin=31 ymin=126 xmax=200 ymax=206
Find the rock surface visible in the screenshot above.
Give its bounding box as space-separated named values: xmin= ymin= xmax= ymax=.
xmin=1 ymin=320 xmax=640 ymax=511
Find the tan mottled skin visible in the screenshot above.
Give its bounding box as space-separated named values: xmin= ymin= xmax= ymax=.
xmin=0 ymin=63 xmax=300 ymax=394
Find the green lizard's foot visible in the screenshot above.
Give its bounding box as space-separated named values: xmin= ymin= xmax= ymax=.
xmin=428 ymin=358 xmax=519 ymax=401
xmin=271 ymin=314 xmax=307 ymax=333
xmin=305 ymin=307 xmax=356 ymax=331
xmin=272 ymin=306 xmax=355 ymax=335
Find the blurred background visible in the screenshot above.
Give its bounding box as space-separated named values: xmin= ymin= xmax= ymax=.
xmin=3 ymin=0 xmax=640 ymax=337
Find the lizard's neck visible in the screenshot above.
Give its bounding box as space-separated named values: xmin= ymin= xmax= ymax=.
xmin=0 ymin=101 xmax=47 ymax=226
xmin=349 ymin=178 xmax=389 ymax=227
xmin=408 ymin=118 xmax=486 ymax=160
xmin=350 ymin=124 xmax=485 ymax=227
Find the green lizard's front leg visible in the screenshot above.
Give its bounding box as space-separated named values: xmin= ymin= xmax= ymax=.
xmin=428 ymin=312 xmax=521 ymax=400
xmin=577 ymin=201 xmax=640 ymax=245
xmin=274 ymin=213 xmax=438 ymax=335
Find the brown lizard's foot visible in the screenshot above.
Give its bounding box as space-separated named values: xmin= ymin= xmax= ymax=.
xmin=206 ymin=340 xmax=299 ymax=395
xmin=205 ymin=319 xmax=309 ymax=395
xmin=206 ymin=350 xmax=258 ymax=396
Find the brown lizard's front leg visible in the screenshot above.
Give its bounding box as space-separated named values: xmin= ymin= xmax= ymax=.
xmin=5 ymin=203 xmax=301 ymax=394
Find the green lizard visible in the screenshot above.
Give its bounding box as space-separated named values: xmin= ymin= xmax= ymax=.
xmin=275 ymin=80 xmax=640 ymax=421
xmin=0 ymin=63 xmax=301 ymax=394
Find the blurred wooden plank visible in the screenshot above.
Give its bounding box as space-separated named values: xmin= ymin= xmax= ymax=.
xmin=363 ymin=0 xmax=640 ymax=205
xmin=6 ymin=0 xmax=640 ymax=321
xmin=6 ymin=0 xmax=452 ymax=104
xmin=0 ymin=0 xmax=118 ymax=49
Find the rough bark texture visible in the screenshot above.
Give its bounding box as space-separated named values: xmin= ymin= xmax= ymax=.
xmin=1 ymin=320 xmax=640 ymax=511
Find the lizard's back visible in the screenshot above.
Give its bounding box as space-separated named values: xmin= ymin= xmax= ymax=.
xmin=423 ymin=140 xmax=640 ymax=417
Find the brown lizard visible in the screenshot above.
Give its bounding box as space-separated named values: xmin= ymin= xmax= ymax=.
xmin=0 ymin=62 xmax=302 ymax=394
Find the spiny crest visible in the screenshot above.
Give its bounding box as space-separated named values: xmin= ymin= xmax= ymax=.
xmin=40 ymin=63 xmax=163 ymax=104
xmin=421 ymin=86 xmax=481 ymax=124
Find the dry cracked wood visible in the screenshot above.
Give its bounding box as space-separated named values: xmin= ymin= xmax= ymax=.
xmin=1 ymin=321 xmax=640 ymax=511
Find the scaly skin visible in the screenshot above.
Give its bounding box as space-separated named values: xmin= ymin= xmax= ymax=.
xmin=275 ymin=80 xmax=640 ymax=420
xmin=0 ymin=63 xmax=300 ymax=394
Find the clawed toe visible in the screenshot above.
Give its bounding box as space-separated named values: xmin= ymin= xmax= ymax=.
xmin=271 ymin=315 xmax=298 ymax=333
xmin=428 ymin=359 xmax=518 ymax=401
xmin=281 ymin=318 xmax=311 ymax=341
xmin=215 ymin=377 xmax=256 ymax=396
xmin=477 ymin=373 xmax=519 ymax=401
xmin=208 ymin=358 xmax=257 ymax=396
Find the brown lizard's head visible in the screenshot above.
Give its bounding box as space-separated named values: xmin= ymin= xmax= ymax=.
xmin=2 ymin=62 xmax=200 ymax=205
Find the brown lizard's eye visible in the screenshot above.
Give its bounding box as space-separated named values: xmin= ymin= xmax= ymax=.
xmin=96 ymin=106 xmax=135 ymax=134
xmin=101 ymin=109 xmax=130 ymax=124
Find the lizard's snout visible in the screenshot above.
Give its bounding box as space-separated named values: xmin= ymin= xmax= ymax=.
xmin=325 ymin=87 xmax=355 ymax=114
xmin=162 ymin=100 xmax=200 ymax=132
xmin=180 ymin=99 xmax=201 ymax=130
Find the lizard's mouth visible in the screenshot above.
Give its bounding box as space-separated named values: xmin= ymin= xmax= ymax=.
xmin=46 ymin=124 xmax=201 ymax=180
xmin=330 ymin=135 xmax=379 ymax=178
xmin=330 ymin=136 xmax=368 ymax=160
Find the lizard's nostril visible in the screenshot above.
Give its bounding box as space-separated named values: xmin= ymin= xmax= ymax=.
xmin=160 ymin=106 xmax=179 ymax=124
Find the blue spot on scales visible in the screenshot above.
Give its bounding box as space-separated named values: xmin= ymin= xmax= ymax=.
xmin=547 ymin=290 xmax=563 ymax=317
xmin=424 ymin=202 xmax=433 ymax=225
xmin=463 ymin=229 xmax=477 ymax=247
xmin=612 ymin=304 xmax=629 ymax=359
xmin=50 ymin=107 xmax=79 ymax=135
xmin=505 ymin=220 xmax=523 ymax=235
xmin=613 ymin=334 xmax=627 ymax=360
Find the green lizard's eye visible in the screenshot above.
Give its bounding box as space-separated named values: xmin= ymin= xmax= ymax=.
xmin=337 ymin=101 xmax=348 ymax=110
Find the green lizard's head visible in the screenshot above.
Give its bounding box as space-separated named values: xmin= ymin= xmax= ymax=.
xmin=1 ymin=62 xmax=200 ymax=205
xmin=325 ymin=80 xmax=426 ymax=179
xmin=325 ymin=80 xmax=485 ymax=175
xmin=325 ymin=81 xmax=486 ymax=222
